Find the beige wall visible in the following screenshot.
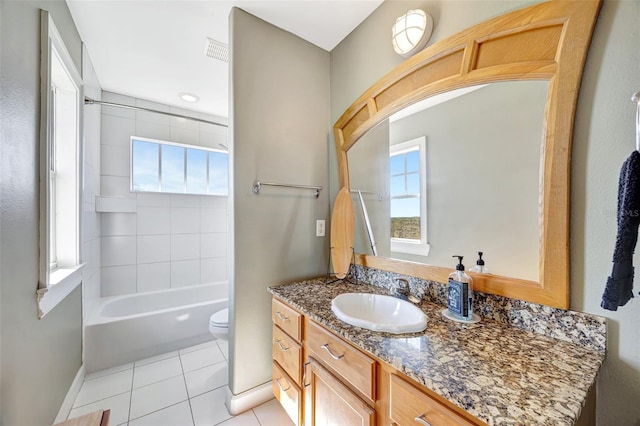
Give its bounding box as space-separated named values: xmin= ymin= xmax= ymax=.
xmin=0 ymin=1 xmax=84 ymax=424
xmin=229 ymin=8 xmax=330 ymax=395
xmin=330 ymin=0 xmax=640 ymax=423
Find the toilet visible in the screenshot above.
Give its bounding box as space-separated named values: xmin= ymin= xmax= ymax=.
xmin=209 ymin=308 xmax=229 ymax=340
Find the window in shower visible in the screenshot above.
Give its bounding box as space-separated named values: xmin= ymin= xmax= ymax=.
xmin=130 ymin=137 xmax=228 ymax=195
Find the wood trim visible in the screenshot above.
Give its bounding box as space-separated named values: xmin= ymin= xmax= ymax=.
xmin=333 ymin=0 xmax=602 ymax=309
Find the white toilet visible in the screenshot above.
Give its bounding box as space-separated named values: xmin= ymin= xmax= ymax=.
xmin=209 ymin=308 xmax=229 ymax=340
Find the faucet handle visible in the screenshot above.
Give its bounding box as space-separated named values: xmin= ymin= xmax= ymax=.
xmin=394 ymin=278 xmax=421 ymax=304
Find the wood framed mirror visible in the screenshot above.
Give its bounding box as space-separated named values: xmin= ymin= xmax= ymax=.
xmin=333 ymin=0 xmax=601 ymax=309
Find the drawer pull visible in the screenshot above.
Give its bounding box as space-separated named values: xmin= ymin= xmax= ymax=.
xmin=415 ymin=414 xmax=432 ymax=426
xmin=275 ymin=339 xmax=290 ymax=351
xmin=321 ymin=343 xmax=344 ymax=360
xmin=275 ymin=378 xmax=290 ymax=392
xmin=275 ymin=311 xmax=289 ymax=321
xmin=303 ymin=361 xmax=311 ymax=388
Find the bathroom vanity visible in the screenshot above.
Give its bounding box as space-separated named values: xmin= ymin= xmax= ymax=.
xmin=268 ymin=279 xmax=604 ymax=425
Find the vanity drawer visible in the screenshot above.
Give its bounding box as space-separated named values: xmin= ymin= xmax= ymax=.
xmin=272 ymin=325 xmax=302 ymax=385
xmin=272 ymin=298 xmax=302 ymax=342
xmin=389 ymin=374 xmax=477 ymax=426
xmin=307 ymin=320 xmax=376 ymax=401
xmin=272 ymin=362 xmax=301 ymax=426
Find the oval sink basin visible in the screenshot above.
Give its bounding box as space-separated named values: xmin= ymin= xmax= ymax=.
xmin=331 ymin=293 xmax=428 ymax=334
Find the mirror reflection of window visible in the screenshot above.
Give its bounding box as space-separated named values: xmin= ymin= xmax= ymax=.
xmin=389 ymin=137 xmax=429 ymax=256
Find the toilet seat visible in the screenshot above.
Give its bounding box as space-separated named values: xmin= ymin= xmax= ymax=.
xmin=209 ymin=308 xmax=228 ymax=328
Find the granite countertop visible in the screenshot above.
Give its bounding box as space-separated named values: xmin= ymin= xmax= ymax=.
xmin=268 ymin=278 xmax=605 ymax=426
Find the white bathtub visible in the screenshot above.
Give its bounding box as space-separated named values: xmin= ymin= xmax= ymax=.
xmin=85 ymin=282 xmax=228 ymax=373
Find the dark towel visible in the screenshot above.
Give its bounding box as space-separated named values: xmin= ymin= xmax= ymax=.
xmin=602 ymin=151 xmax=640 ymax=311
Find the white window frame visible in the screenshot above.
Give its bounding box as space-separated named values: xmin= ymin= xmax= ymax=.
xmin=390 ymin=137 xmax=430 ymax=256
xmin=130 ymin=136 xmax=228 ymax=196
xmin=36 ymin=10 xmax=85 ymax=319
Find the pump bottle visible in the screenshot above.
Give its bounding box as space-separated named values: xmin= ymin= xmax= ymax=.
xmin=447 ymin=255 xmax=474 ymax=321
xmin=469 ymin=251 xmax=489 ymax=274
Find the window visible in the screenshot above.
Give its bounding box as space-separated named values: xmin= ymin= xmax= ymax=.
xmin=131 ymin=137 xmax=228 ymax=196
xmin=37 ymin=11 xmax=84 ymax=318
xmin=389 ymin=137 xmax=429 ymax=256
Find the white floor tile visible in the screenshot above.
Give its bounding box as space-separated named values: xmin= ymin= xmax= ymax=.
xmin=184 ymin=361 xmax=228 ymax=398
xmin=216 ymin=340 xmax=229 ymax=362
xmin=85 ymin=363 xmax=134 ymax=381
xmin=129 ymin=376 xmax=188 ymax=420
xmin=179 ymin=340 xmax=217 ymax=355
xmin=73 ymin=369 xmax=133 ymax=407
xmin=180 ymin=345 xmax=225 ymax=373
xmin=133 ymin=356 xmax=183 ymax=389
xmin=135 ymin=350 xmax=179 ymax=367
xmin=68 ymin=392 xmax=131 ymax=426
xmin=216 ymin=410 xmax=260 ymax=426
xmin=129 ymin=401 xmax=194 ymax=426
xmin=190 ymin=387 xmax=231 ymax=426
xmin=252 ymin=398 xmax=295 ymax=426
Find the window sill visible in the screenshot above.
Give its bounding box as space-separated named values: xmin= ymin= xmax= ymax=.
xmin=36 ymin=263 xmax=86 ymax=319
xmin=391 ymin=240 xmax=431 ymax=257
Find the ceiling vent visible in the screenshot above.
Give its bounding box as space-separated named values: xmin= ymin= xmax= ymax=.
xmin=204 ymin=38 xmax=229 ymax=63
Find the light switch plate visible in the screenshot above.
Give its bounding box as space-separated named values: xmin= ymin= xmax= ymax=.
xmin=316 ymin=220 xmax=325 ymax=237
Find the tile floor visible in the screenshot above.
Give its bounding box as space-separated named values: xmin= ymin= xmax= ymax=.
xmin=67 ymin=339 xmax=294 ymax=426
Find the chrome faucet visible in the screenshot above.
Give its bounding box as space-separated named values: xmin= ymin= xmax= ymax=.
xmin=394 ymin=278 xmax=420 ymax=304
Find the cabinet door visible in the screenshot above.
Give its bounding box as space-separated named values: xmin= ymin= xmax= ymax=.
xmin=306 ymin=358 xmax=375 ymax=426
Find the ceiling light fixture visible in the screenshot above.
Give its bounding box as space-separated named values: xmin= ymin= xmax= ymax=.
xmin=179 ymin=92 xmax=199 ymax=103
xmin=392 ymin=9 xmax=433 ymax=58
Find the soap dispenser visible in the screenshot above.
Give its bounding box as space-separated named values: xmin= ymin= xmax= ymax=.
xmin=447 ymin=255 xmax=474 ymax=321
xmin=470 ymin=251 xmax=489 ymax=274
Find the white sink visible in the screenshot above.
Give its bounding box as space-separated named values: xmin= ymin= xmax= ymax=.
xmin=331 ymin=293 xmax=428 ymax=334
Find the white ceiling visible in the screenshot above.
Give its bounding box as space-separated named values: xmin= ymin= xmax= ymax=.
xmin=66 ymin=0 xmax=384 ymax=118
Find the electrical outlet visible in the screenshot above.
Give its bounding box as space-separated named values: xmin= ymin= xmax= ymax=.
xmin=316 ymin=220 xmax=325 ymax=237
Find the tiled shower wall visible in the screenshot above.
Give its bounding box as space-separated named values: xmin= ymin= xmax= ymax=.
xmin=99 ymin=91 xmax=228 ymax=297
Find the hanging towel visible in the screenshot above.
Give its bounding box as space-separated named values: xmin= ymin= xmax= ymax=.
xmin=602 ymin=151 xmax=640 ymax=311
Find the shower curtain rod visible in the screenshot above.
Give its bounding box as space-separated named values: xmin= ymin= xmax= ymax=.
xmin=84 ymin=97 xmax=228 ymax=128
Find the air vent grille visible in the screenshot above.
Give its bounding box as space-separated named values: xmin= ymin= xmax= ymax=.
xmin=205 ymin=38 xmax=229 ymax=63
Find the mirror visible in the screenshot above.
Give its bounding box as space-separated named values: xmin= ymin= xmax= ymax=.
xmin=332 ymin=0 xmax=602 ymax=309
xmin=348 ymin=81 xmax=548 ymax=281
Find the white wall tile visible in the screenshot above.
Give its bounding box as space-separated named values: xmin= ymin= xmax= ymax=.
xmin=137 ymin=263 xmax=171 ymax=293
xmin=171 ymin=234 xmax=200 ymax=261
xmin=102 ymin=213 xmax=137 ymax=236
xmin=201 ymin=258 xmax=227 ymax=283
xmin=137 ymin=235 xmax=170 ymax=264
xmin=101 ymin=114 xmax=135 ymax=147
xmin=171 ymin=260 xmax=200 ymax=287
xmin=101 ymin=144 xmax=130 ymax=177
xmin=200 ymin=196 xmax=227 ymax=209
xmin=101 ymin=176 xmax=134 ymax=198
xmin=200 ymin=233 xmax=226 ymax=259
xmin=102 ymin=265 xmax=137 ymax=296
xmin=135 ymin=120 xmax=171 ymax=142
xmin=171 ymin=194 xmax=200 ymax=208
xmin=171 ymin=208 xmax=200 ymax=234
xmin=102 ymin=92 xmax=136 ymax=119
xmin=135 ymin=99 xmax=170 ymax=125
xmin=170 ymin=127 xmax=199 ymax=146
xmin=169 ymin=107 xmax=199 ymax=131
xmin=102 ymin=236 xmax=136 ymax=267
xmin=137 ymin=207 xmax=171 ymax=235
xmin=136 ymin=193 xmax=170 ymax=207
xmin=200 ymin=208 xmax=227 ymax=233
xmin=199 ymin=130 xmax=227 ymax=149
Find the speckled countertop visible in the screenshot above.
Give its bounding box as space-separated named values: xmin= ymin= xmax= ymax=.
xmin=268 ymin=279 xmax=605 ymax=426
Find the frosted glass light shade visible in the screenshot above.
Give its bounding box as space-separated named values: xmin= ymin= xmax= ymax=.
xmin=392 ymin=9 xmax=433 ymax=58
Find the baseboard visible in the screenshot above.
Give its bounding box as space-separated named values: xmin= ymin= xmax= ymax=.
xmin=54 ymin=364 xmax=85 ymax=424
xmin=225 ymin=382 xmax=273 ymax=415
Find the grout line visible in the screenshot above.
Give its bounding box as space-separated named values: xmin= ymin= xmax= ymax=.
xmin=251 ymin=409 xmax=262 ymax=426
xmin=178 ymin=351 xmax=197 ymax=426
xmin=128 ymin=400 xmax=190 ymax=424
xmin=127 ymin=363 xmax=135 ymax=425
xmin=71 ymin=390 xmax=131 ymax=410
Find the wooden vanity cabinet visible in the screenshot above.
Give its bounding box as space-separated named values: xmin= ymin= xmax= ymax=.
xmin=271 ymin=297 xmax=484 ymax=426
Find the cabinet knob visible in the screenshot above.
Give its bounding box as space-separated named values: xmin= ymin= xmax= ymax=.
xmin=321 ymin=343 xmax=345 ymax=360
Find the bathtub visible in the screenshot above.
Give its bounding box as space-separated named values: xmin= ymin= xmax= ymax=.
xmin=85 ymin=282 xmax=228 ymax=373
